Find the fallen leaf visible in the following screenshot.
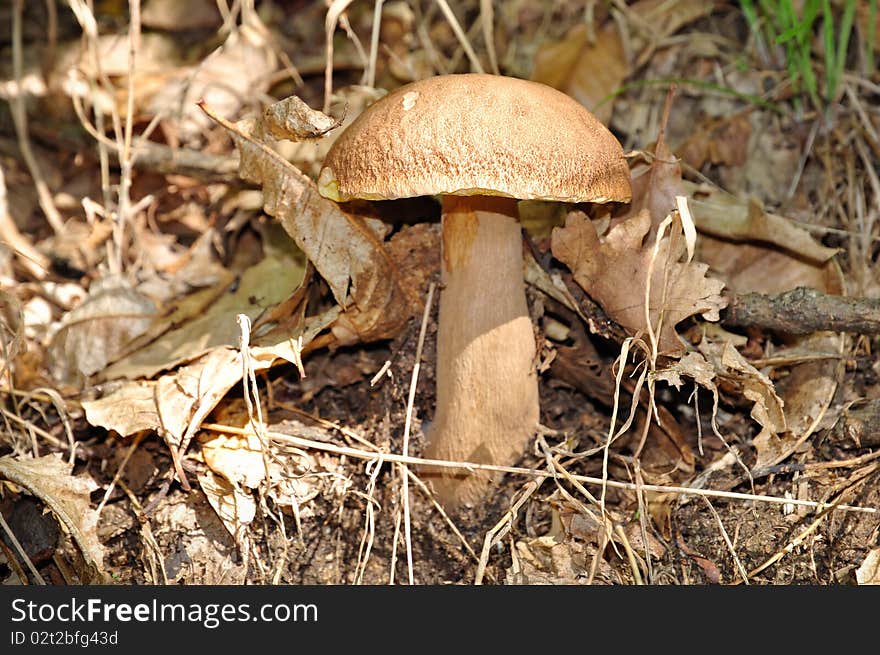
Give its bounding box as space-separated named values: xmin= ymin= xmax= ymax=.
xmin=198 ymin=416 xmax=323 ymax=511
xmin=622 ymin=99 xmax=685 ymax=231
xmin=201 ymin=99 xmax=419 ymax=343
xmin=0 ymin=454 xmax=107 ymax=583
xmin=145 ymin=13 xmax=277 ymax=139
xmin=677 ymin=113 xmax=752 ymax=169
xmin=83 ymin=304 xmax=339 ymax=453
xmin=531 ymin=0 xmax=712 ymax=123
xmin=687 ymin=183 xmax=839 ymax=265
xmin=551 ymin=209 xmax=726 ymax=355
xmin=263 ymin=95 xmax=340 ymax=141
xmin=531 ymin=22 xmax=628 ymax=124
xmin=48 ymin=275 xmax=156 ymax=385
xmin=100 ymin=249 xmax=305 ymax=381
xmin=657 ymin=341 xmax=788 ymax=449
xmin=694 ymin=191 xmax=843 ymax=470
xmin=197 ymin=470 xmax=255 ymax=549
xmin=699 ymin=340 xmax=787 ymax=439
xmin=857 ymin=548 xmax=880 ymax=585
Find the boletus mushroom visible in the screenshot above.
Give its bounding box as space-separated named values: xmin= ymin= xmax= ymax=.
xmin=318 ymin=74 xmax=631 ymax=508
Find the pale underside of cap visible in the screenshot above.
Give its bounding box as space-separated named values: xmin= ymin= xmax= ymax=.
xmin=318 ymin=74 xmax=632 ymax=205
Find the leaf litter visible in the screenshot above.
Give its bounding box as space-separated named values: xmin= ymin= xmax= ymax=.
xmin=1 ymin=0 xmax=878 ymax=586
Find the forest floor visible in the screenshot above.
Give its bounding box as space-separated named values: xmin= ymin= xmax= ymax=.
xmin=0 ymin=0 xmax=878 ymax=586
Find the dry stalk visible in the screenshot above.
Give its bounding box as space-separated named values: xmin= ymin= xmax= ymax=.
xmin=474 ymin=477 xmax=546 ymax=585
xmin=201 ymin=421 xmax=880 ymax=516
xmin=0 ymin=510 xmax=46 ymax=584
xmin=352 ymin=456 xmax=384 ymax=585
xmin=398 ymin=282 xmax=435 ymax=585
xmin=612 ymin=524 xmax=644 ymax=585
xmin=10 ymin=0 xmax=66 ymax=236
xmin=116 ymin=479 xmax=168 ymax=584
xmin=435 ymin=0 xmax=485 ymax=73
xmin=366 ymin=0 xmax=385 ymax=88
xmin=701 ymin=495 xmax=749 ymax=585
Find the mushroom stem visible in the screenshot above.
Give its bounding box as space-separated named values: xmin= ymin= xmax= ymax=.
xmin=424 ymin=195 xmax=540 ymax=508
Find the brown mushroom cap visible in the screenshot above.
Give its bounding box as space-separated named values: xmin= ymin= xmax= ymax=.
xmin=318 ymin=74 xmax=632 ymax=204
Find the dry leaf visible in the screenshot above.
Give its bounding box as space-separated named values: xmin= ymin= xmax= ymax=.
xmin=624 ymin=115 xmax=685 ymax=232
xmin=857 ymin=548 xmax=880 ymax=585
xmin=0 ymin=454 xmax=107 ymax=583
xmin=263 ymin=96 xmax=340 ymax=141
xmin=531 ymin=0 xmax=712 ymax=123
xmin=100 ymin=250 xmax=305 ymax=381
xmin=197 ymin=470 xmax=256 ymax=549
xmin=687 ymin=183 xmax=839 ymax=265
xmin=677 ymin=114 xmax=752 ymax=169
xmin=81 ymin=380 xmax=158 ymax=437
xmin=695 ymin=195 xmax=843 ymax=470
xmin=699 ymin=340 xmax=787 ymax=439
xmin=198 ymin=419 xmax=322 ymax=511
xmin=83 ymin=304 xmax=339 ymax=452
xmin=657 ymin=341 xmax=787 ymax=448
xmin=551 ymin=209 xmax=726 ymax=355
xmin=508 ymin=536 xmax=593 ymax=585
xmin=48 ymin=275 xmax=156 ymax=385
xmin=201 ymin=99 xmax=418 ymax=343
xmin=146 ymin=14 xmax=277 ymax=138
xmin=531 ymin=22 xmax=628 ymax=124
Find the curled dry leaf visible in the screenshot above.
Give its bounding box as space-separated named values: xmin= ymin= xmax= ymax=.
xmin=531 ymin=22 xmax=627 ymax=125
xmin=508 ymin=536 xmax=594 ymax=585
xmin=685 ymin=182 xmax=839 ymax=265
xmin=100 ymin=250 xmax=305 ymax=381
xmin=551 ymin=209 xmax=726 ymax=355
xmin=198 ymin=421 xmax=322 ymax=511
xmin=82 ymin=304 xmax=339 ymax=453
xmin=0 ymin=454 xmax=107 ymax=583
xmin=625 ymin=126 xmax=685 ymax=232
xmin=263 ymin=96 xmax=340 ymax=141
xmin=197 ymin=470 xmax=256 ymax=550
xmin=657 ymin=341 xmax=787 ymax=448
xmin=200 ymin=99 xmax=417 ymax=343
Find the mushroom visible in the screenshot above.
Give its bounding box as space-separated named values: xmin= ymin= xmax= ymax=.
xmin=318 ymin=74 xmax=631 ymax=508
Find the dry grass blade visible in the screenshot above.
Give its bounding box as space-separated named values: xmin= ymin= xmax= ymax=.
xmin=479 ymin=0 xmax=499 ymax=75
xmin=200 ymin=422 xmax=880 ymax=517
xmin=324 ymin=0 xmax=358 ymax=111
xmin=398 ymin=282 xmax=435 ymax=584
xmin=10 ymin=0 xmax=65 ymax=235
xmin=435 ymin=0 xmax=485 ymax=73
xmin=701 ymin=496 xmax=749 ymax=585
xmin=0 ymin=165 xmax=49 ymax=278
xmin=0 ymin=510 xmax=46 ymax=584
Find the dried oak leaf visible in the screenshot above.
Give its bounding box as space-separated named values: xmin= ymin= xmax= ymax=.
xmin=551 ymin=209 xmax=726 ymax=355
xmin=0 ymin=454 xmax=107 ymax=583
xmin=660 ymin=341 xmax=787 ymax=441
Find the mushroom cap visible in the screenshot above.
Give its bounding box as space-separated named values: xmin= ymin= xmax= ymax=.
xmin=318 ymin=74 xmax=632 ymax=204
